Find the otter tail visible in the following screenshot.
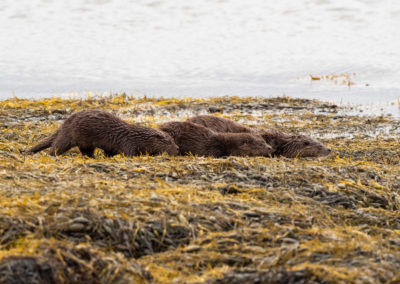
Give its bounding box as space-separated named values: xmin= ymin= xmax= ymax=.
xmin=26 ymin=130 xmax=59 ymax=153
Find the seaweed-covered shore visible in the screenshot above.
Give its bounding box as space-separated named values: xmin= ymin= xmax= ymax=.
xmin=0 ymin=95 xmax=400 ymax=283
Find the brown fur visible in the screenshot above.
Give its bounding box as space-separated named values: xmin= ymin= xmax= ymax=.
xmin=188 ymin=115 xmax=331 ymax=158
xmin=27 ymin=110 xmax=179 ymax=157
xmin=188 ymin=115 xmax=253 ymax=133
xmin=158 ymin=121 xmax=273 ymax=157
xmin=257 ymin=128 xmax=331 ymax=158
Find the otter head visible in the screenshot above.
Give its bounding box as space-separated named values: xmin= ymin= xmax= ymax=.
xmin=227 ymin=133 xmax=274 ymax=157
xmin=278 ymin=134 xmax=331 ymax=158
xmin=147 ymin=131 xmax=179 ymax=156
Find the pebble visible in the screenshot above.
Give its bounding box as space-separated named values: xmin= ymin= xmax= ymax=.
xmin=209 ymin=216 xmax=217 ymax=222
xmin=72 ymin=217 xmax=90 ymax=224
xmin=183 ymin=245 xmax=201 ymax=252
xmin=68 ymin=223 xmax=86 ymax=232
xmin=242 ymin=211 xmax=260 ymax=218
xmin=208 ymin=106 xmax=222 ymax=113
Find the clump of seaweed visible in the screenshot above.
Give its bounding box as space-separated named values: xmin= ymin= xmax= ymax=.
xmin=211 ymin=268 xmax=321 ymax=284
xmin=310 ymin=73 xmax=357 ymax=87
xmin=0 ymin=239 xmax=152 ymax=284
xmin=0 ymin=95 xmax=400 ymax=283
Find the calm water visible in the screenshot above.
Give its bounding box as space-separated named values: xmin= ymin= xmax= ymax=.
xmin=1 ymin=0 xmax=399 ymax=114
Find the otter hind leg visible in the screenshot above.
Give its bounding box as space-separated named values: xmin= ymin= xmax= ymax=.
xmin=49 ymin=131 xmax=73 ymax=156
xmin=79 ymin=146 xmax=95 ymax=158
xmin=49 ymin=143 xmax=72 ymax=156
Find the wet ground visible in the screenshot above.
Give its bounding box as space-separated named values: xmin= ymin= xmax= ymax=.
xmin=0 ymin=95 xmax=399 ymax=283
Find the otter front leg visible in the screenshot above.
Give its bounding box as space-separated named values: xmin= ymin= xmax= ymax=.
xmin=79 ymin=146 xmax=95 ymax=158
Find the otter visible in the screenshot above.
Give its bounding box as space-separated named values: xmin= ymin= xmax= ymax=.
xmin=187 ymin=115 xmax=331 ymax=158
xmin=158 ymin=121 xmax=273 ymax=157
xmin=256 ymin=128 xmax=331 ymax=158
xmin=27 ymin=110 xmax=179 ymax=157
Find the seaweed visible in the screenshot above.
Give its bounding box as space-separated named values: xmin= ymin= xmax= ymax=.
xmin=0 ymin=95 xmax=399 ymax=283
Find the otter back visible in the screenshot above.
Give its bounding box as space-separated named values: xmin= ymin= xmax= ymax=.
xmin=159 ymin=121 xmax=273 ymax=157
xmin=27 ymin=110 xmax=179 ymax=157
xmin=188 ymin=115 xmax=253 ymax=133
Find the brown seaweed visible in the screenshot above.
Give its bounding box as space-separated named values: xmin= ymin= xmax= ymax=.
xmin=0 ymin=95 xmax=399 ymax=283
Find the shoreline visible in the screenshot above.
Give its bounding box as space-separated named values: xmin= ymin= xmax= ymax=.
xmin=2 ymin=92 xmax=399 ymax=118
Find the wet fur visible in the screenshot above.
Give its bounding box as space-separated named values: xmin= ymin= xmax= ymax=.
xmin=158 ymin=121 xmax=273 ymax=157
xmin=256 ymin=128 xmax=331 ymax=158
xmin=188 ymin=115 xmax=253 ymax=133
xmin=188 ymin=115 xmax=331 ymax=158
xmin=27 ymin=110 xmax=179 ymax=157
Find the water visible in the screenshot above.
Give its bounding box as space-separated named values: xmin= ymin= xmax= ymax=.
xmin=1 ymin=0 xmax=399 ymax=115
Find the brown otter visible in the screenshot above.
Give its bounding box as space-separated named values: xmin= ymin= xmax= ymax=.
xmin=187 ymin=115 xmax=331 ymax=158
xmin=158 ymin=121 xmax=273 ymax=157
xmin=27 ymin=110 xmax=179 ymax=157
xmin=256 ymin=128 xmax=331 ymax=158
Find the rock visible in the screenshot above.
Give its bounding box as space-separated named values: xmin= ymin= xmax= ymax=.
xmin=209 ymin=106 xmax=222 ymax=113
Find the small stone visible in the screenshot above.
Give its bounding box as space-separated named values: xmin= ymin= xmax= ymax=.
xmin=51 ymin=109 xmax=67 ymax=114
xmin=184 ymin=245 xmax=201 ymax=252
xmin=242 ymin=211 xmax=260 ymax=218
xmin=72 ymin=217 xmax=90 ymax=224
xmin=209 ymin=216 xmax=217 ymax=222
xmin=68 ymin=223 xmax=86 ymax=232
xmin=208 ymin=106 xmax=222 ymax=113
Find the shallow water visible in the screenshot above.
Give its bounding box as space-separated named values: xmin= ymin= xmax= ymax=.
xmin=0 ymin=0 xmax=399 ymax=115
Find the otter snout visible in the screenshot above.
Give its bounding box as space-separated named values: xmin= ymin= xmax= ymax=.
xmin=316 ymin=145 xmax=331 ymax=156
xmin=261 ymin=144 xmax=274 ymax=156
xmin=167 ymin=144 xmax=179 ymax=156
xmin=252 ymin=142 xmax=274 ymax=156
